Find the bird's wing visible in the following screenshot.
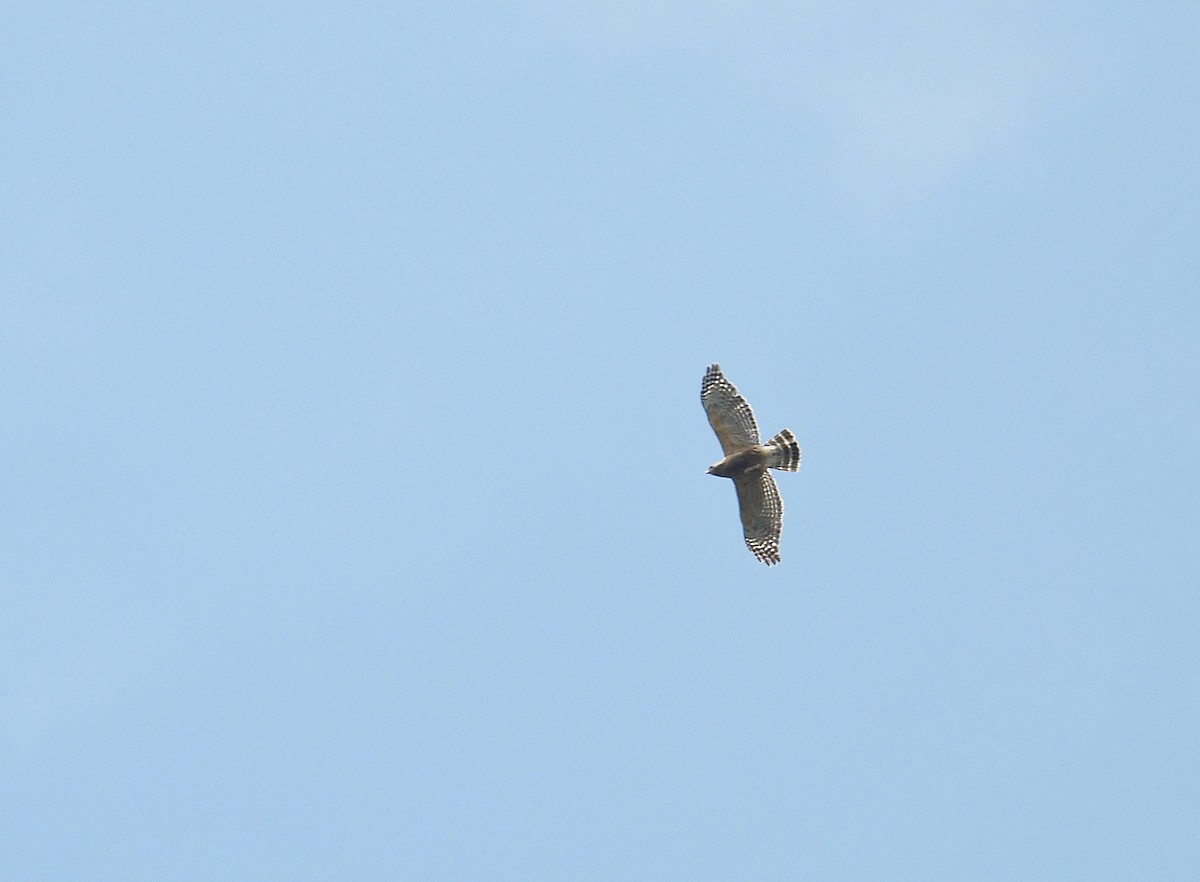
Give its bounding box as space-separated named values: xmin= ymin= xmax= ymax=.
xmin=701 ymin=363 xmax=761 ymax=455
xmin=733 ymin=470 xmax=783 ymax=565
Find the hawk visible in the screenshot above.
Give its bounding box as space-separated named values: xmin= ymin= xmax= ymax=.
xmin=701 ymin=363 xmax=801 ymax=565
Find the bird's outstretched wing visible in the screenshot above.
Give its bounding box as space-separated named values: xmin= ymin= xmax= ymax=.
xmin=701 ymin=363 xmax=761 ymax=455
xmin=732 ymin=469 xmax=783 ymax=565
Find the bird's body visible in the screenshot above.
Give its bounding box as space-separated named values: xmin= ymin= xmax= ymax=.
xmin=706 ymin=446 xmax=771 ymax=479
xmin=700 ymin=364 xmax=801 ymax=565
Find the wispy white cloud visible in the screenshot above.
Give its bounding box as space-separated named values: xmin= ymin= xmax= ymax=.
xmin=806 ymin=48 xmax=1049 ymax=217
xmin=527 ymin=0 xmax=817 ymax=46
xmin=0 ymin=622 xmax=152 ymax=752
xmin=525 ymin=2 xmax=1061 ymax=221
xmin=2 ymin=657 xmax=112 ymax=747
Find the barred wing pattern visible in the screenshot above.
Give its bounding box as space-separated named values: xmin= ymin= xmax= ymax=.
xmin=733 ymin=470 xmax=783 ymax=565
xmin=701 ymin=363 xmax=761 ymax=455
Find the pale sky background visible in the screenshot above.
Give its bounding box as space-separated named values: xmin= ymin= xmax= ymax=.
xmin=3 ymin=2 xmax=1198 ymax=879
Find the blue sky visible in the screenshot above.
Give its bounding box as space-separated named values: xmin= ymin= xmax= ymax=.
xmin=3 ymin=2 xmax=1198 ymax=879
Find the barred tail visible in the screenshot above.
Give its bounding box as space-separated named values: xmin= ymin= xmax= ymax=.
xmin=765 ymin=429 xmax=801 ymax=472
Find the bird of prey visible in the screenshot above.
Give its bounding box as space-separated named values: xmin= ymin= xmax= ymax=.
xmin=701 ymin=363 xmax=801 ymax=565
